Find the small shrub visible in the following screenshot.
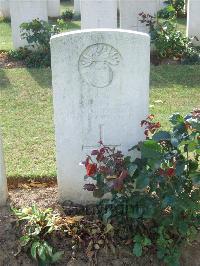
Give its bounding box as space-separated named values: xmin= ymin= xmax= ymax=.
xmin=14 ymin=205 xmax=115 ymax=263
xmin=0 ymin=16 xmax=11 ymax=23
xmin=61 ymin=9 xmax=73 ymax=21
xmin=164 ymin=0 xmax=186 ymax=17
xmin=24 ymin=50 xmax=51 ymax=68
xmin=20 ymin=19 xmax=61 ymax=50
xmin=17 ymin=19 xmax=64 ymax=67
xmin=139 ymin=13 xmax=200 ymax=62
xmin=82 ymin=109 xmax=200 ymax=266
xmin=13 ymin=206 xmax=63 ymax=264
xmin=8 ymin=48 xmax=30 ymax=61
xmin=157 ymin=4 xmax=177 ymax=19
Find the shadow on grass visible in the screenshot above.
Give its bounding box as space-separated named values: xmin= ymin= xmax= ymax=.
xmin=176 ymin=18 xmax=187 ymax=26
xmin=27 ymin=68 xmax=52 ymax=89
xmin=150 ymin=65 xmax=200 ymax=88
xmin=0 ymin=68 xmax=11 ymax=89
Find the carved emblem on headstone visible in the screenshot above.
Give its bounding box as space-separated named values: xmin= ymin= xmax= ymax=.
xmin=78 ymin=43 xmax=121 ymax=88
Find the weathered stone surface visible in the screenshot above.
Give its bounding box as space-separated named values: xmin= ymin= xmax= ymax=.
xmin=81 ymin=0 xmax=117 ymax=29
xmin=0 ymin=0 xmax=10 ymax=17
xmin=48 ymin=0 xmax=60 ymax=17
xmin=51 ymin=29 xmax=150 ymax=203
xmin=0 ymin=131 xmax=8 ymax=206
xmin=74 ymin=0 xmax=80 ymax=16
xmin=9 ymin=0 xmax=48 ymax=48
xmin=187 ymin=0 xmax=200 ymax=45
xmin=120 ymin=0 xmax=165 ymax=32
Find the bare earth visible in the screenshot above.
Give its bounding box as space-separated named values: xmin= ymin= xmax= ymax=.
xmin=0 ymin=184 xmax=199 ymax=266
xmin=0 ymin=52 xmax=25 ymax=68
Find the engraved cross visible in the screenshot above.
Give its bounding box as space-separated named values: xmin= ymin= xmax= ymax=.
xmin=82 ymin=124 xmax=121 ymax=152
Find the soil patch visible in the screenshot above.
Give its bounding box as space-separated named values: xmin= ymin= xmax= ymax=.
xmin=0 ymin=51 xmax=25 ymax=68
xmin=0 ymin=185 xmax=199 ymax=266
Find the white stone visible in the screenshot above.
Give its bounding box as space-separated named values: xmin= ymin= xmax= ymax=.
xmin=74 ymin=0 xmax=80 ymax=15
xmin=48 ymin=0 xmax=60 ymax=17
xmin=9 ymin=0 xmax=48 ymax=49
xmin=0 ymin=131 xmax=8 ymax=207
xmin=187 ymin=0 xmax=200 ymax=46
xmin=81 ymin=0 xmax=117 ymax=29
xmin=0 ymin=0 xmax=10 ymax=17
xmin=120 ymin=0 xmax=164 ymax=32
xmin=51 ymin=29 xmax=150 ymax=203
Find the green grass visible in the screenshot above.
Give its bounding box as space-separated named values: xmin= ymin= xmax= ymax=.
xmin=176 ymin=17 xmax=187 ymax=34
xmin=0 ymin=20 xmax=12 ymax=51
xmin=1 ymin=66 xmax=200 ymax=178
xmin=0 ymin=6 xmax=186 ymax=51
xmin=0 ymin=1 xmax=80 ymax=51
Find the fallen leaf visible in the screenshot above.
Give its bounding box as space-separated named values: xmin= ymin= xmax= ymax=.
xmin=154 ymin=100 xmax=163 ymax=104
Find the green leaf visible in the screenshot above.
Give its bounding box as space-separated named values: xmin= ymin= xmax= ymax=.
xmin=143 ymin=237 xmax=151 ymax=246
xmin=38 ymin=244 xmax=46 ymax=262
xmin=152 ymin=131 xmax=171 ymax=142
xmin=133 ymin=242 xmax=142 ymax=257
xmin=51 ymin=251 xmax=64 ymax=263
xmin=128 ymin=164 xmax=137 ymax=176
xmin=188 ymin=140 xmax=199 ymax=152
xmin=178 ymin=221 xmax=188 ymax=235
xmin=20 ymin=235 xmax=30 ymax=247
xmin=169 ymin=113 xmax=184 ymax=125
xmin=103 ymin=209 xmax=112 ymax=223
xmin=175 ymin=161 xmax=185 ymax=176
xmin=128 ymin=206 xmax=143 ymax=219
xmin=134 ymin=234 xmax=143 ymax=243
xmin=136 ymin=173 xmax=149 ymax=189
xmin=171 ymin=137 xmax=179 ymax=147
xmin=43 ymin=241 xmax=53 ymax=256
xmin=31 ymin=241 xmax=40 ymax=260
xmin=141 ymin=140 xmax=162 ymax=160
xmin=191 ymin=173 xmax=200 ymax=185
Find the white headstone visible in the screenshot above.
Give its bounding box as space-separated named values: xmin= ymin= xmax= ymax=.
xmin=0 ymin=0 xmax=10 ymax=17
xmin=48 ymin=0 xmax=60 ymax=17
xmin=120 ymin=0 xmax=164 ymax=32
xmin=0 ymin=131 xmax=8 ymax=207
xmin=81 ymin=0 xmax=117 ymax=29
xmin=9 ymin=0 xmax=48 ymax=49
xmin=187 ymin=0 xmax=200 ymax=46
xmin=74 ymin=0 xmax=80 ymax=16
xmin=51 ymin=29 xmax=150 ymax=203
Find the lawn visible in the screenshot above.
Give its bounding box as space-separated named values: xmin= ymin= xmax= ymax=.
xmin=0 ymin=1 xmax=80 ymax=51
xmin=0 ymin=20 xmax=12 ymax=51
xmin=1 ymin=65 xmax=200 ymax=178
xmin=0 ymin=11 xmax=186 ymax=51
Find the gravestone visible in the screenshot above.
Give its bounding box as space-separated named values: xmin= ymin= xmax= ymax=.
xmin=120 ymin=0 xmax=164 ymax=32
xmin=0 ymin=131 xmax=8 ymax=206
xmin=9 ymin=0 xmax=48 ymax=49
xmin=0 ymin=0 xmax=10 ymax=17
xmin=51 ymin=29 xmax=150 ymax=203
xmin=74 ymin=0 xmax=80 ymax=16
xmin=187 ymin=0 xmax=200 ymax=46
xmin=81 ymin=0 xmax=117 ymax=29
xmin=48 ymin=0 xmax=60 ymax=17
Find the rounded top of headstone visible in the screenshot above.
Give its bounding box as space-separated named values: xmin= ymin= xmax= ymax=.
xmin=50 ymin=29 xmax=150 ymax=43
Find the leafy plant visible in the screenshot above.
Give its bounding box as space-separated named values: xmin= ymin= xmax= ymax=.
xmin=13 ymin=206 xmax=63 ymax=265
xmin=16 ymin=19 xmax=65 ymax=67
xmin=164 ymin=0 xmax=186 ymax=17
xmin=20 ymin=19 xmax=61 ymax=50
xmin=157 ymin=4 xmax=177 ymax=19
xmin=139 ymin=13 xmax=199 ymax=62
xmin=82 ymin=109 xmax=200 ymax=266
xmin=14 ymin=205 xmax=116 ymax=264
xmin=61 ymin=9 xmax=73 ymax=21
